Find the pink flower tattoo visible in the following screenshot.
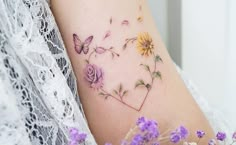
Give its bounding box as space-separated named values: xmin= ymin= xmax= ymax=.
xmin=84 ymin=64 xmax=104 ymax=89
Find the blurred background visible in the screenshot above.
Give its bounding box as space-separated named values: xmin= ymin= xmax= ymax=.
xmin=148 ymin=0 xmax=236 ymax=124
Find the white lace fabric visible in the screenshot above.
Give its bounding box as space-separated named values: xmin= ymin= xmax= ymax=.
xmin=0 ymin=0 xmax=233 ymax=145
xmin=0 ymin=0 xmax=96 ymax=144
xmin=0 ymin=75 xmax=32 ymax=145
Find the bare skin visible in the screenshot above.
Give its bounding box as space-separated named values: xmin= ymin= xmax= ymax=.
xmin=51 ymin=0 xmax=216 ymax=144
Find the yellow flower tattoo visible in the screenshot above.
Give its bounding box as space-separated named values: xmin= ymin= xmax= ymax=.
xmin=137 ymin=32 xmax=154 ymax=56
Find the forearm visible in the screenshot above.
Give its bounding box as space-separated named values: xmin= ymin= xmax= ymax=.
xmin=51 ymin=0 xmax=215 ymax=144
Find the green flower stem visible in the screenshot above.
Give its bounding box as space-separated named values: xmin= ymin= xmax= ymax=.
xmin=137 ymin=53 xmax=158 ymax=111
xmin=100 ymin=88 xmax=139 ymax=111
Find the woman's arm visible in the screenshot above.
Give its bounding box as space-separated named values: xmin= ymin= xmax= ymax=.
xmin=51 ymin=0 xmax=215 ymax=144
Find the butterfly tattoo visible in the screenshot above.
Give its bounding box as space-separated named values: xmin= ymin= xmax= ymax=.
xmin=73 ymin=33 xmax=94 ymax=54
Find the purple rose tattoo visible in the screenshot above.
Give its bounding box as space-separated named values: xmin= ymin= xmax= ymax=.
xmin=84 ymin=64 xmax=104 ymax=89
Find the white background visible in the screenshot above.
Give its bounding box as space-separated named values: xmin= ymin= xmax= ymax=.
xmin=148 ymin=0 xmax=236 ymax=124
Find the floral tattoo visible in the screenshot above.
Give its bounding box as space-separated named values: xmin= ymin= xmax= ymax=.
xmin=84 ymin=64 xmax=104 ymax=89
xmin=73 ymin=7 xmax=163 ymax=112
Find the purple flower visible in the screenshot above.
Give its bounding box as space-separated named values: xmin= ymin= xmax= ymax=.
xmin=130 ymin=134 xmax=144 ymax=145
xmin=232 ymin=132 xmax=236 ymax=141
xmin=208 ymin=139 xmax=217 ymax=145
xmin=127 ymin=117 xmax=160 ymax=145
xmin=136 ymin=117 xmax=146 ymax=125
xmin=170 ymin=126 xmax=188 ymax=143
xmin=77 ymin=133 xmax=87 ymax=143
xmin=68 ymin=140 xmax=78 ymax=145
xmin=178 ymin=126 xmax=188 ymax=139
xmin=69 ymin=128 xmax=79 ymax=141
xmin=69 ymin=128 xmax=87 ymax=145
xmin=136 ymin=117 xmax=159 ymax=143
xmin=170 ymin=132 xmax=181 ymax=143
xmin=84 ymin=64 xmax=104 ymax=89
xmin=137 ymin=119 xmax=158 ymax=133
xmin=196 ymin=130 xmax=205 ymax=138
xmin=216 ymin=132 xmax=226 ymax=141
xmin=104 ymin=143 xmax=112 ymax=145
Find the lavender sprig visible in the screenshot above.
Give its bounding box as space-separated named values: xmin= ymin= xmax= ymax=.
xmin=67 ymin=117 xmax=236 ymax=145
xmin=68 ymin=128 xmax=87 ymax=145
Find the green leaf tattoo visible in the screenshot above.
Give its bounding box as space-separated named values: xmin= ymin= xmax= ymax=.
xmin=140 ymin=64 xmax=151 ymax=72
xmin=152 ymin=71 xmax=162 ymax=80
xmin=135 ymin=79 xmax=146 ymax=88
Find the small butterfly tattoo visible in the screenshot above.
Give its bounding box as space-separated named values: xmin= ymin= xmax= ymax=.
xmin=73 ymin=33 xmax=94 ymax=54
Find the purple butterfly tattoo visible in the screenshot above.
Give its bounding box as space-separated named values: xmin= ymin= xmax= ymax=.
xmin=73 ymin=33 xmax=94 ymax=54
